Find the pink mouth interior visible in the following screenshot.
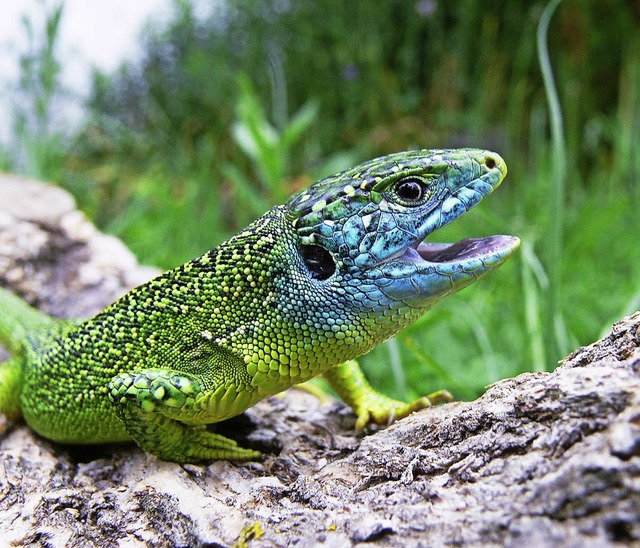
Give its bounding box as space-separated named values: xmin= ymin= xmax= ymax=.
xmin=402 ymin=235 xmax=520 ymax=264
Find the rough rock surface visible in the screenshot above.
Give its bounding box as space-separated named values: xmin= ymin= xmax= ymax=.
xmin=0 ymin=174 xmax=159 ymax=321
xmin=1 ymin=175 xmax=639 ymax=547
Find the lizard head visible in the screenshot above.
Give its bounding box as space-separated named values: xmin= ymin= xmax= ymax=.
xmin=286 ymin=148 xmax=519 ymax=316
xmin=187 ymin=148 xmax=520 ymax=386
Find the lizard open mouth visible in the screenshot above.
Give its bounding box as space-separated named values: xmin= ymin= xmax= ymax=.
xmin=399 ymin=235 xmax=520 ymax=265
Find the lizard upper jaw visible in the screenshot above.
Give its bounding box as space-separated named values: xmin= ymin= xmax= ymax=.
xmin=399 ymin=235 xmax=521 ymax=265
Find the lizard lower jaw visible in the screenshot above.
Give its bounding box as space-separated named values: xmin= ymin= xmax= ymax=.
xmin=402 ymin=235 xmax=521 ymax=266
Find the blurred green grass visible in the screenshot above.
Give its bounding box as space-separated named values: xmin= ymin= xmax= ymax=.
xmin=3 ymin=0 xmax=639 ymax=401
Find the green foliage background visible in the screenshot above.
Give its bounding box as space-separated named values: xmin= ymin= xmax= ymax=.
xmin=3 ymin=0 xmax=639 ymax=401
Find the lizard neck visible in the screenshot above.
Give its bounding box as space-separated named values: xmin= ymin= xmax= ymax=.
xmin=97 ymin=206 xmax=385 ymax=395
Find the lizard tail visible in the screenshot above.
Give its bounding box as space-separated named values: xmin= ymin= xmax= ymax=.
xmin=0 ymin=286 xmax=58 ymax=356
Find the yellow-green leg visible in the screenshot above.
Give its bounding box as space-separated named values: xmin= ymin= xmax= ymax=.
xmin=323 ymin=360 xmax=452 ymax=430
xmin=108 ymin=368 xmax=261 ymax=463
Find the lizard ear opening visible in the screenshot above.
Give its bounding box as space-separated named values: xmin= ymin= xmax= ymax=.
xmin=299 ymin=245 xmax=336 ymax=281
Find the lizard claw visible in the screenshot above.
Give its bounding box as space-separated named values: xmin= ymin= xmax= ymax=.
xmin=354 ymin=390 xmax=452 ymax=431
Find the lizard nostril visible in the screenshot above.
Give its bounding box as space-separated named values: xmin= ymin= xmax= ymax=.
xmin=484 ymin=156 xmax=497 ymax=170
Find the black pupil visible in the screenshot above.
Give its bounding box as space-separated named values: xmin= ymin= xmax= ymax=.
xmin=299 ymin=245 xmax=336 ymax=280
xmin=397 ymin=179 xmax=424 ymax=202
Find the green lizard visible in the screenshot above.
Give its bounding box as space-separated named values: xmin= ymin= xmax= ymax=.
xmin=0 ymin=148 xmax=519 ymax=463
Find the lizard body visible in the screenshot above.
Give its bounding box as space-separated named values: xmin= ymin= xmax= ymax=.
xmin=0 ymin=149 xmax=519 ymax=462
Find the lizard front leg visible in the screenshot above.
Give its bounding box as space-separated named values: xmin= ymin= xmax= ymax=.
xmin=324 ymin=360 xmax=452 ymax=430
xmin=108 ymin=369 xmax=261 ymax=463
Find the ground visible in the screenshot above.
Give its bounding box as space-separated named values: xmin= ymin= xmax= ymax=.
xmin=1 ymin=175 xmax=638 ymax=547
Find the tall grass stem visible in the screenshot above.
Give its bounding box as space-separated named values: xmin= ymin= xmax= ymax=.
xmin=537 ymin=0 xmax=567 ymax=366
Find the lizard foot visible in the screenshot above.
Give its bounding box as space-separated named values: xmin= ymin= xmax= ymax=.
xmin=353 ymin=389 xmax=453 ymax=431
xmin=323 ymin=360 xmax=453 ymax=431
xmin=109 ymin=369 xmax=262 ymax=463
xmin=178 ymin=426 xmax=262 ymax=462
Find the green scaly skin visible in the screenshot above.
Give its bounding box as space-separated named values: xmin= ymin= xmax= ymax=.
xmin=0 ymin=149 xmax=519 ymax=463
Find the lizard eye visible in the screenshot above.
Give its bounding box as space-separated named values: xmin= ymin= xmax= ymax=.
xmin=395 ymin=177 xmax=429 ymax=205
xmin=299 ymin=245 xmax=336 ymax=281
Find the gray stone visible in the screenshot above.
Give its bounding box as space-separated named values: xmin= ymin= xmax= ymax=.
xmin=0 ymin=176 xmax=638 ymax=546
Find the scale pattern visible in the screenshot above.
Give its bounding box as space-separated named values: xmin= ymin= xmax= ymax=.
xmin=0 ymin=148 xmax=519 ymax=462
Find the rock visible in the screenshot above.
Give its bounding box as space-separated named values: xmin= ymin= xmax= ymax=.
xmin=0 ymin=174 xmax=159 ymax=323
xmin=0 ymin=176 xmax=638 ymax=546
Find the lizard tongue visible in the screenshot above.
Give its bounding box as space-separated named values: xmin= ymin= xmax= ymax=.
xmin=403 ymin=235 xmax=520 ymax=265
